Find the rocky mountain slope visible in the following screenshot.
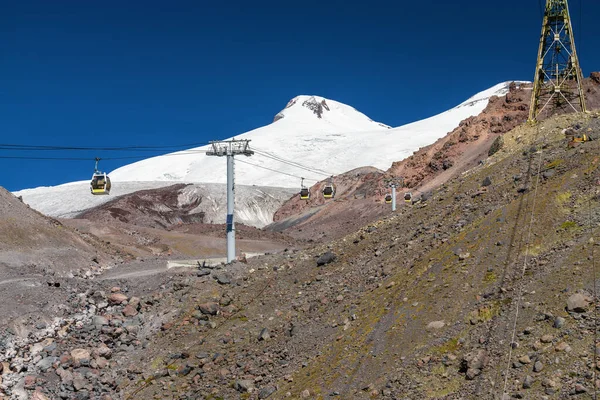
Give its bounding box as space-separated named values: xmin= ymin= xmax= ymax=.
xmin=113 ymin=111 xmax=599 ymax=399
xmin=0 ymin=187 xmax=123 ymax=274
xmin=0 ymin=186 xmax=128 ymax=348
xmin=75 ymin=183 xmax=296 ymax=229
xmin=16 ymin=182 xmax=296 ymax=229
xmin=3 ymin=110 xmax=598 ymax=399
xmin=272 ymin=75 xmax=600 ymax=241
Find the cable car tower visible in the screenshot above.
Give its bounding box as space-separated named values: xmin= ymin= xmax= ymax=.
xmin=206 ymin=139 xmax=254 ymax=263
xmin=529 ymin=0 xmax=586 ymax=122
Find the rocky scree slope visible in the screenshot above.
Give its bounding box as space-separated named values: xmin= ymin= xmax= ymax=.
xmin=18 ymin=182 xmax=296 ymax=229
xmin=0 ymin=186 xmax=125 ymax=275
xmin=20 ymin=111 xmax=595 ymax=399
xmin=77 ymin=184 xmax=206 ymax=230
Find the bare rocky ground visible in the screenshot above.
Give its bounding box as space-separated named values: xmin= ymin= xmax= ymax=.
xmin=0 ymin=187 xmax=298 ymax=399
xmin=1 ymin=85 xmax=599 ymax=399
xmin=61 ymin=218 xmax=297 ymax=260
xmin=2 ymin=110 xmax=597 ymax=399
xmin=111 ymin=111 xmax=599 ymax=400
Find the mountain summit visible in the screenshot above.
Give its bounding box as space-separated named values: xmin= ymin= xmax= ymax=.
xmin=273 ymin=95 xmax=391 ymax=129
xmin=107 ymin=83 xmax=520 ymax=188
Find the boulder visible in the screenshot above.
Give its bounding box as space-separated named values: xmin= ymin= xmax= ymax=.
xmin=198 ymin=302 xmax=219 ymax=315
xmin=122 ymin=304 xmax=138 ymax=317
xmin=259 ymin=386 xmax=277 ymax=399
xmin=316 ymin=251 xmax=337 ymax=266
xmin=70 ymin=349 xmax=91 ymax=366
xmin=426 ymin=321 xmax=445 ymax=330
xmin=235 ymin=379 xmax=254 ymax=393
xmin=108 ymin=293 xmax=128 ymax=305
xmin=567 ymin=293 xmax=591 ymax=313
xmin=258 ymin=328 xmax=271 ymax=341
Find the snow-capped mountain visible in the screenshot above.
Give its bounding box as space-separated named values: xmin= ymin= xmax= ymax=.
xmin=108 ymin=82 xmax=520 ymax=188
xmin=15 ymin=81 xmax=523 ymax=226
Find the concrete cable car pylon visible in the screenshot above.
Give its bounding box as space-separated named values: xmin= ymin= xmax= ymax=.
xmin=206 ymin=139 xmax=254 ymax=263
xmin=529 ymin=0 xmax=587 ymax=122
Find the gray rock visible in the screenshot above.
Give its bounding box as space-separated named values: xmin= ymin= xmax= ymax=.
xmin=258 ymin=328 xmax=270 ymax=341
xmin=198 ymin=302 xmax=219 ymax=315
xmin=74 ymin=390 xmax=90 ymax=399
xmin=192 ymin=311 xmax=209 ymax=321
xmin=93 ymin=316 xmax=109 ymax=327
xmin=542 ymin=170 xmax=555 ymax=179
xmin=466 ymin=368 xmax=481 ymax=380
xmin=214 ymin=273 xmax=232 ymax=285
xmin=36 ymin=356 xmax=58 ymax=372
xmin=463 ymin=349 xmax=489 ymax=371
xmin=553 ymin=316 xmax=566 ymax=328
xmin=73 ymin=375 xmax=89 ymax=391
xmin=426 ymin=321 xmax=445 ymax=330
xmin=259 ymin=386 xmax=277 ymax=399
xmin=567 ymin=293 xmax=591 ymax=313
xmin=43 ymin=342 xmax=57 ymax=353
xmin=316 ymin=251 xmax=337 ymax=266
xmin=523 ymin=375 xmax=533 ymax=389
xmin=533 ymin=360 xmax=544 ymax=372
xmin=235 ymin=379 xmax=254 ymax=393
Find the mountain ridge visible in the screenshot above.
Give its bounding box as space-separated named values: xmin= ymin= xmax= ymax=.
xmin=15 ymin=82 xmax=525 ymax=227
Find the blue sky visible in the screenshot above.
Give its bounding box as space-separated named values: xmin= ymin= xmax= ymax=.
xmin=1 ymin=0 xmax=599 ymax=191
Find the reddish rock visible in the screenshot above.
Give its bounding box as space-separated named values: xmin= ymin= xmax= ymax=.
xmin=108 ymin=293 xmax=128 ymax=305
xmin=198 ymin=302 xmax=219 ymax=315
xmin=95 ymin=357 xmax=109 ymax=369
xmin=93 ymin=343 xmax=112 ymax=359
xmin=70 ymin=349 xmax=91 ymax=366
xmin=122 ymin=304 xmax=138 ymax=317
xmin=59 ymin=353 xmax=72 ymax=367
xmin=31 ymin=390 xmax=50 ymax=400
xmin=161 ymin=322 xmax=174 ymax=331
xmin=23 ymin=375 xmax=37 ymax=389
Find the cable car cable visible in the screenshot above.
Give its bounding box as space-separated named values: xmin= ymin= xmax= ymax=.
xmin=0 ymin=149 xmax=209 ymax=161
xmin=252 ymin=147 xmax=336 ymax=176
xmin=0 ymin=141 xmax=210 ymax=151
xmin=235 ymin=158 xmax=320 ymax=182
xmin=252 ymin=149 xmax=334 ymax=177
xmin=500 ymin=132 xmax=547 ymax=398
xmin=586 ymin=146 xmax=599 ymax=400
xmin=252 ymin=150 xmax=330 ymax=176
